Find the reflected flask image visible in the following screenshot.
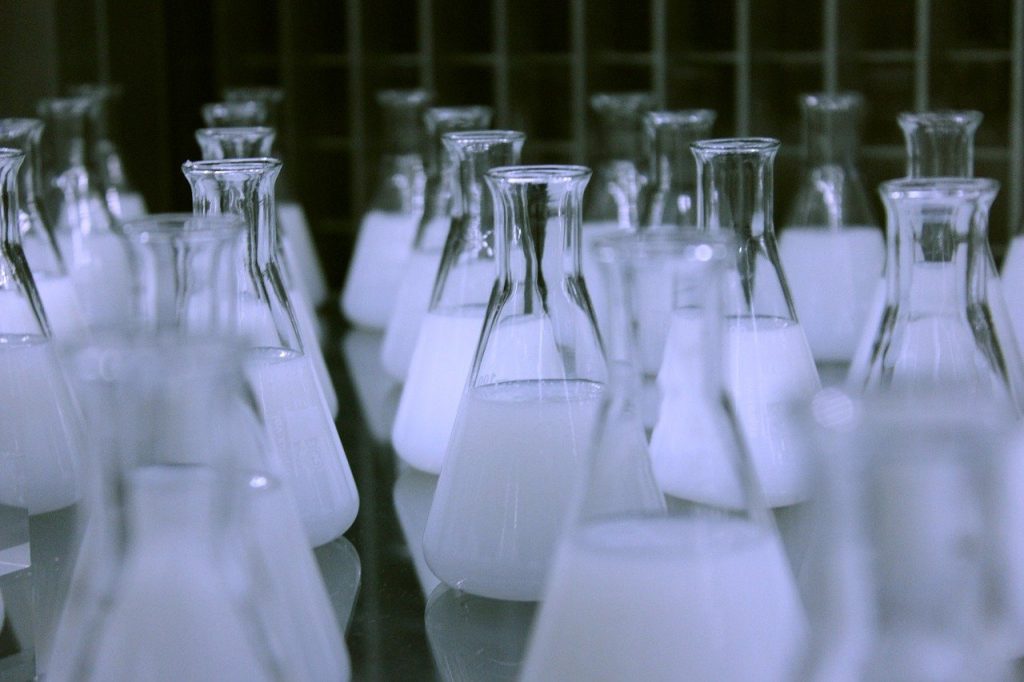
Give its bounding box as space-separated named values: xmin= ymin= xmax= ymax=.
xmin=423 ymin=165 xmax=607 ymax=601
xmin=521 ymin=237 xmax=806 ymax=680
xmin=859 ymin=178 xmax=1024 ymax=410
xmin=0 ymin=118 xmax=85 ymax=338
xmin=691 ymin=138 xmax=820 ymax=509
xmin=391 ymin=130 xmax=526 ymax=474
xmin=381 ymin=105 xmax=494 ymax=381
xmin=779 ymin=93 xmax=883 ymax=377
xmin=195 ymin=125 xmax=338 ymax=418
xmin=183 ymin=158 xmax=358 ymax=546
xmin=341 ymin=89 xmax=432 ymax=328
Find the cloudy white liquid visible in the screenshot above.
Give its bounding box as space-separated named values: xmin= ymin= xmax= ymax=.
xmin=341 ymin=210 xmax=419 ymax=329
xmin=279 ymin=201 xmax=328 ymax=307
xmin=381 ymin=249 xmax=442 ymax=381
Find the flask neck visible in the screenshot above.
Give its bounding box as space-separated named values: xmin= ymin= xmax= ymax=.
xmin=590 ymin=93 xmax=654 ymax=163
xmin=803 ymin=113 xmax=857 ymax=169
xmin=0 ymin=121 xmax=46 ymax=218
xmin=694 ymin=140 xmax=779 ymax=241
xmin=0 ymin=151 xmax=24 ymax=248
xmin=374 ymin=153 xmax=426 ymax=213
xmin=641 ymin=111 xmax=716 ymax=229
xmin=899 ymin=111 xmax=981 ymax=178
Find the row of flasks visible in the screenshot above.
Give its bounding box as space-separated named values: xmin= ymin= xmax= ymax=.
xmin=0 ymin=86 xmax=356 ymax=680
xmin=342 ymin=88 xmax=1024 ymax=680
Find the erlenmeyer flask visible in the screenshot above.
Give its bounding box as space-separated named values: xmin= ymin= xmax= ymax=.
xmin=691 ymin=138 xmax=821 ymax=510
xmin=860 ymin=178 xmax=1024 ymax=409
xmin=37 ymin=96 xmax=134 ymax=332
xmin=67 ymin=83 xmax=146 ymax=221
xmin=391 ymin=130 xmax=525 ymax=473
xmin=779 ymin=93 xmax=884 ymax=380
xmin=423 ymin=165 xmax=606 ymax=601
xmin=52 ymin=338 xmax=343 ymax=682
xmin=195 ymin=126 xmax=339 ymax=418
xmin=202 ymin=101 xmax=270 ymax=128
xmin=521 ymin=235 xmax=806 ymax=681
xmin=380 ymin=105 xmax=494 ymax=381
xmin=341 ymin=89 xmax=432 ymax=328
xmin=183 ymin=158 xmax=358 ymax=546
xmin=0 ymin=119 xmax=85 ymax=338
xmin=224 ymin=86 xmax=329 ymax=307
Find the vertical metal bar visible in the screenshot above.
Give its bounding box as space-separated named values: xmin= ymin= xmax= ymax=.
xmin=651 ymin=0 xmax=667 ymax=105
xmin=492 ymin=0 xmax=510 ymax=127
xmin=914 ymin=0 xmax=930 ymax=111
xmin=822 ymin=0 xmax=839 ymax=93
xmin=277 ymin=0 xmax=301 ymax=190
xmin=1010 ymin=0 xmax=1024 ymax=240
xmin=417 ymin=0 xmax=435 ymax=92
xmin=570 ymin=0 xmax=586 ymax=163
xmin=734 ymin=0 xmax=751 ymax=135
xmin=95 ymin=0 xmax=111 ymax=82
xmin=348 ymin=0 xmax=367 ymax=217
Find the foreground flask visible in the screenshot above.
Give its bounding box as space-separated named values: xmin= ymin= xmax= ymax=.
xmin=381 ymin=105 xmax=493 ymax=381
xmin=779 ymin=93 xmax=883 ymax=377
xmin=341 ymin=89 xmax=432 ymax=328
xmin=423 ymin=165 xmax=606 ymax=601
xmin=860 ymin=178 xmax=1024 ymax=409
xmin=67 ymin=83 xmax=146 ymax=221
xmin=224 ymin=86 xmax=328 ymax=307
xmin=522 ymin=235 xmax=806 ymax=680
xmin=183 ymin=158 xmax=358 ymax=545
xmin=391 ymin=130 xmax=525 ymax=473
xmin=0 ymin=118 xmax=85 ymax=337
xmin=195 ymin=126 xmax=338 ymax=417
xmin=37 ymin=96 xmax=134 ymax=331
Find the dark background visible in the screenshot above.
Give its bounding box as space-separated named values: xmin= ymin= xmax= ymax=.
xmin=0 ymin=0 xmax=1019 ymax=292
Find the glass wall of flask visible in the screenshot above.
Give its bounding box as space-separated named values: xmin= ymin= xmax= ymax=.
xmin=391 ymin=130 xmax=526 ymax=475
xmin=341 ymin=89 xmax=432 ymax=329
xmin=422 ymin=164 xmax=606 ymax=601
xmin=380 ymin=105 xmax=494 ymax=382
xmin=521 ymin=233 xmax=806 ymax=682
xmin=182 ymin=158 xmax=358 ymax=547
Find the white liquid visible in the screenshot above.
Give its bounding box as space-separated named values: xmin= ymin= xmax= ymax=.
xmin=290 ymin=286 xmax=338 ymax=418
xmin=113 ymin=192 xmax=148 ymax=221
xmin=393 ymin=468 xmax=442 ymax=597
xmin=521 ymin=516 xmax=807 ymax=682
xmin=653 ymin=314 xmax=818 ymax=508
xmin=279 ymin=201 xmax=328 ymax=307
xmin=381 ymin=249 xmax=442 ymax=381
xmin=582 ymin=221 xmax=623 ymax=341
xmin=57 ymin=231 xmax=135 ymax=332
xmin=341 ymin=331 xmax=401 ymax=443
xmin=779 ymin=227 xmax=884 ymax=363
xmin=36 ymin=275 xmax=87 ymax=338
xmin=246 ymin=349 xmax=358 ymax=546
xmin=0 ymin=336 xmax=80 ymax=515
xmin=392 ymin=309 xmax=485 ymax=473
xmin=340 ymin=210 xmax=419 ymax=329
xmin=424 ymin=379 xmax=604 ymax=601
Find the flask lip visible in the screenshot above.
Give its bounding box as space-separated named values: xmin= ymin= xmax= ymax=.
xmin=195 ymin=126 xmax=275 ymax=139
xmin=880 ymin=176 xmax=999 ymax=199
xmin=37 ymin=96 xmax=93 ymax=117
xmin=0 ymin=118 xmax=43 ymax=137
xmin=425 ymin=105 xmax=494 ymax=124
xmin=897 ymin=110 xmax=983 ymax=130
xmin=645 ymin=109 xmax=717 ymax=128
xmin=486 ymin=164 xmax=591 ymax=184
xmin=589 ymin=91 xmax=658 ymax=113
xmin=691 ymin=137 xmax=780 ymax=154
xmin=182 ymin=157 xmax=283 ymax=175
xmin=800 ymin=92 xmax=863 ymax=112
xmin=201 ymin=101 xmax=270 ymax=126
xmin=122 ymin=212 xmax=244 ymax=243
xmin=375 ymin=88 xmax=434 ymax=108
xmin=223 ymin=85 xmax=285 ymax=104
xmin=442 ymin=130 xmax=526 ymax=147
xmin=0 ymin=147 xmax=25 ymax=163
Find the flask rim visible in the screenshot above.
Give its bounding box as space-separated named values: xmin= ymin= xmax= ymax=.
xmin=182 ymin=157 xmax=283 ymax=175
xmin=122 ymin=212 xmax=244 ymax=243
xmin=36 ymin=96 xmax=93 ymax=117
xmin=691 ymin=137 xmax=780 ymax=154
xmin=644 ymin=109 xmax=717 ymax=128
xmin=442 ymin=129 xmax=525 ymax=146
xmin=375 ymin=88 xmax=434 ymax=108
xmin=201 ymin=101 xmax=270 ymax=125
xmin=799 ymin=91 xmax=863 ymax=111
xmin=425 ymin=105 xmax=494 ymax=123
xmin=589 ymin=91 xmax=658 ymax=112
xmin=195 ymin=126 xmax=275 ymax=139
xmin=486 ymin=164 xmax=591 ymax=184
xmin=0 ymin=147 xmax=25 ymax=163
xmin=0 ymin=118 xmax=44 ymax=137
xmin=879 ymin=176 xmax=999 ymax=198
xmin=897 ymin=110 xmax=983 ymax=129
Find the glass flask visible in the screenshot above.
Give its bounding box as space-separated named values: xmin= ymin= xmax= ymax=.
xmin=51 ymin=338 xmax=347 ymax=682
xmin=341 ymin=88 xmax=432 ymax=328
xmin=794 ymin=388 xmax=1012 ymax=682
xmin=423 ymin=165 xmax=606 ymax=601
xmin=202 ymin=101 xmax=270 ymax=128
xmin=858 ymin=178 xmax=1024 ymax=409
xmin=37 ymin=96 xmax=134 ymax=332
xmin=521 ymin=235 xmax=806 ymax=681
xmin=380 ymin=105 xmax=494 ymax=381
xmin=779 ymin=93 xmax=884 ymax=380
xmin=691 ymin=138 xmax=820 ymax=511
xmin=0 ymin=118 xmax=86 ymax=338
xmin=67 ymin=83 xmax=146 ymax=221
xmin=195 ymin=126 xmax=338 ymax=418
xmin=391 ymin=130 xmax=526 ymax=474
xmin=183 ymin=158 xmax=358 ymax=546
xmin=224 ymin=86 xmax=329 ymax=308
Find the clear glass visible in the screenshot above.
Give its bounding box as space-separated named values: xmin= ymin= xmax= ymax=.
xmin=223 ymin=86 xmax=329 ymax=306
xmin=195 ymin=126 xmax=339 ymax=418
xmin=67 ymin=83 xmax=147 ymax=220
xmin=794 ymin=388 xmax=1013 ymax=681
xmin=692 ymin=138 xmax=820 ymax=512
xmin=859 ymin=178 xmax=1024 ymax=410
xmin=37 ymin=96 xmax=134 ymax=332
xmin=391 ymin=130 xmax=524 ymax=474
xmin=521 ymin=234 xmax=806 ymax=681
xmin=50 ymin=338 xmax=347 ymax=681
xmin=341 ymin=88 xmax=432 ymax=328
xmin=381 ymin=105 xmax=493 ymax=381
xmin=183 ymin=158 xmax=358 ymax=546
xmin=779 ymin=93 xmax=884 ymax=378
xmin=0 ymin=119 xmax=86 ymax=338
xmin=423 ymin=165 xmax=606 ymax=601
xmin=202 ymin=101 xmax=270 ymax=128
xmin=637 ymin=109 xmax=716 ymax=230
